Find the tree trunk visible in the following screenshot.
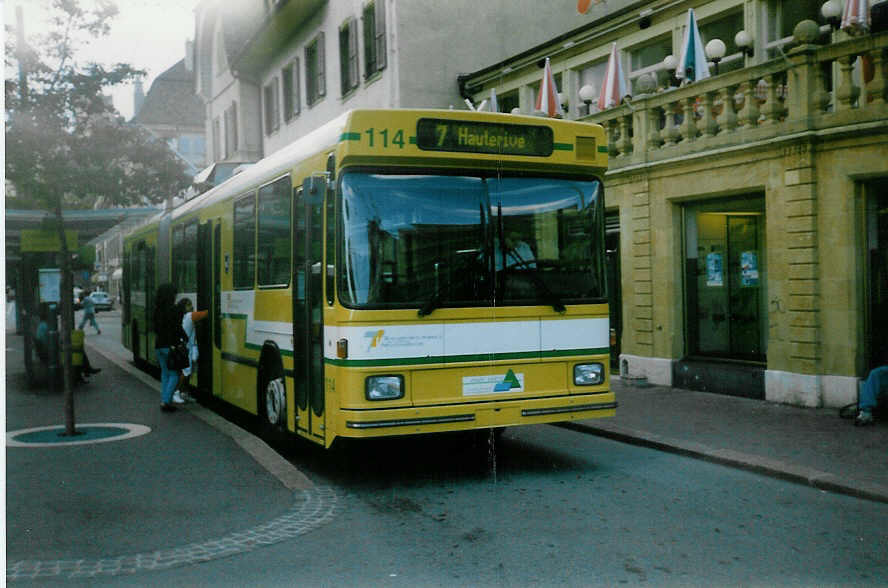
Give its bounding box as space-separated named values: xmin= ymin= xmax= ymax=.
xmin=54 ymin=198 xmax=76 ymax=436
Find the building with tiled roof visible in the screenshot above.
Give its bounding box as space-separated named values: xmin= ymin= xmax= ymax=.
xmin=132 ymin=59 xmax=206 ymax=174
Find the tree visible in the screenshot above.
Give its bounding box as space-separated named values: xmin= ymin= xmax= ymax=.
xmin=5 ymin=0 xmax=192 ymax=435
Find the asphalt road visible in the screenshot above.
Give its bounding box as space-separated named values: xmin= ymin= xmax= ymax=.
xmin=66 ymin=310 xmax=888 ymax=587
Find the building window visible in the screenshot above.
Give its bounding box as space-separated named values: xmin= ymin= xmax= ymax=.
xmin=257 ymin=176 xmax=291 ymax=287
xmin=282 ymin=60 xmax=301 ymax=121
xmin=213 ymin=117 xmax=221 ymax=161
xmin=629 ymin=35 xmax=671 ymax=94
xmin=362 ymin=0 xmax=386 ymax=79
xmin=233 ymin=193 xmax=256 ymax=289
xmin=224 ymin=102 xmax=238 ymax=158
xmin=497 ymin=90 xmax=519 ymax=114
xmin=699 ymin=10 xmax=745 ymax=75
xmin=340 ymin=17 xmax=359 ymax=96
xmin=578 ymin=60 xmax=607 ymax=113
xmin=264 ymin=77 xmax=280 ymax=135
xmin=306 ymin=32 xmax=326 ymax=106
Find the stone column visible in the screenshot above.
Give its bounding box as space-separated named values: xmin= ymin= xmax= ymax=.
xmin=767 ymin=140 xmax=823 ymax=407
xmin=631 ymin=176 xmax=654 ymax=358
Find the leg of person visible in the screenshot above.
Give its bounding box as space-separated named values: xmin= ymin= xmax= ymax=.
xmin=856 ymin=366 xmax=888 ymax=425
xmin=82 ymin=351 xmax=101 ymax=375
xmin=90 ymin=314 xmax=101 ymax=335
xmin=172 ymin=370 xmax=185 ymax=404
xmin=156 ymin=348 xmax=177 ymax=411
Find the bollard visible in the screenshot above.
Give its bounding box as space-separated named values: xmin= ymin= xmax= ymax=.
xmin=71 ymin=329 xmax=84 ymax=373
xmin=46 ymin=307 xmax=60 ymax=394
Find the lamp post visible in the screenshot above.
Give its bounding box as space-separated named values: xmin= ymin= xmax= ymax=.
xmin=578 ymin=84 xmax=596 ymax=115
xmin=821 ymin=0 xmax=841 ymax=30
xmin=705 ymin=38 xmax=727 ymax=75
xmin=662 ymin=54 xmax=679 ymax=87
xmin=734 ymin=30 xmax=754 ymax=58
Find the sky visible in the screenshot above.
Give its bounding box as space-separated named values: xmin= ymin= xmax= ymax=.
xmin=7 ymin=0 xmax=200 ymax=120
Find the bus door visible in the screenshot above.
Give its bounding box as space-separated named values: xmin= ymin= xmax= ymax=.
xmin=212 ymin=220 xmax=223 ymax=398
xmin=294 ymin=178 xmax=326 ymax=442
xmin=196 ymin=221 xmax=213 ymax=395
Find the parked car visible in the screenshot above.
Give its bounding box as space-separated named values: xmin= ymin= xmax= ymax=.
xmin=89 ymin=291 xmax=113 ymax=312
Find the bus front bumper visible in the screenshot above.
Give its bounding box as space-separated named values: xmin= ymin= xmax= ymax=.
xmin=338 ymin=392 xmax=616 ymax=438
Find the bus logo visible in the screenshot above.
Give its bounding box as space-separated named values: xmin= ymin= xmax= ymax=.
xmin=364 ymin=329 xmax=385 ymax=351
xmin=462 ymin=370 xmax=525 ymax=396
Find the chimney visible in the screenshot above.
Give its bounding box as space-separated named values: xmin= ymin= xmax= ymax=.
xmin=133 ymin=80 xmax=145 ymax=116
xmin=185 ymin=40 xmax=194 ymax=72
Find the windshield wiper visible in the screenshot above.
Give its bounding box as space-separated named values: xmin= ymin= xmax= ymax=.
xmin=502 ymin=261 xmax=566 ymax=314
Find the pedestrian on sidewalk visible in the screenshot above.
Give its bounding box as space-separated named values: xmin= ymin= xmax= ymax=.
xmin=77 ymin=290 xmax=101 ymax=335
xmin=154 ymin=283 xmax=186 ymax=413
xmin=172 ymin=297 xmax=208 ymax=404
xmin=856 ymin=353 xmax=888 ymax=426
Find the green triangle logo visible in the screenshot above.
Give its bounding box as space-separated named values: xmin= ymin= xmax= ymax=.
xmin=502 ymin=369 xmax=520 ymax=389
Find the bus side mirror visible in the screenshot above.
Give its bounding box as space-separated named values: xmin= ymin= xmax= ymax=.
xmin=303 ymin=175 xmax=327 ymax=206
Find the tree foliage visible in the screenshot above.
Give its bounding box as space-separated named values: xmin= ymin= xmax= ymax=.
xmin=6 ymin=0 xmax=192 ymax=433
xmin=5 ymin=1 xmax=191 ymax=209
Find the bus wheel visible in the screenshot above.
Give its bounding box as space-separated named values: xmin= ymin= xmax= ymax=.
xmin=264 ymin=376 xmax=286 ymax=429
xmin=258 ymin=350 xmax=287 ymax=440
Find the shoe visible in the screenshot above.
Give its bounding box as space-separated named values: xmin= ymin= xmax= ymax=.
xmin=87 ymin=367 xmax=102 ymax=375
xmin=97 ymin=330 xmax=101 ymax=335
xmin=172 ymin=390 xmax=186 ymax=404
xmin=855 ymin=410 xmax=874 ymax=426
xmin=160 ymin=403 xmax=177 ymax=413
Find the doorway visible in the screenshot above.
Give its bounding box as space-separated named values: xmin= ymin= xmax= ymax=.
xmin=684 ymin=196 xmax=767 ymax=363
xmin=866 ymin=180 xmax=888 ymax=369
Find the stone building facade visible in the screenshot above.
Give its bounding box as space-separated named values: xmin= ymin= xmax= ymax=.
xmin=461 ymin=0 xmax=888 ymax=408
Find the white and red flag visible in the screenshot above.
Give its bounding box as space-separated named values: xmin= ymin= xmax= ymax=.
xmin=597 ymin=42 xmax=629 ymax=110
xmin=535 ymin=57 xmax=563 ymax=118
xmin=841 ymin=0 xmax=870 ymax=35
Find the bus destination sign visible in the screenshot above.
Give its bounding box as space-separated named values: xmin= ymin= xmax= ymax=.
xmin=416 ymin=118 xmax=554 ymax=157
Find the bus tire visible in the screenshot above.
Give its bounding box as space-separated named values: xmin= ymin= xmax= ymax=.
xmin=258 ymin=345 xmax=287 ymax=441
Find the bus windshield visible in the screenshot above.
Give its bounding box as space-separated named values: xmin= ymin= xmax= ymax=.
xmin=338 ymin=172 xmax=605 ymax=311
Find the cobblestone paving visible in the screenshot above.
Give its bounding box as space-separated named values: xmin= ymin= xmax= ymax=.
xmin=7 ymin=487 xmax=339 ymax=582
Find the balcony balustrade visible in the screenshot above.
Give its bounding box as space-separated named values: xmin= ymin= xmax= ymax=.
xmin=580 ymin=31 xmax=888 ymax=170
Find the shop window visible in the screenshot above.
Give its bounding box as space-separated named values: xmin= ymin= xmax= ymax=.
xmin=684 ymin=197 xmax=767 ymax=362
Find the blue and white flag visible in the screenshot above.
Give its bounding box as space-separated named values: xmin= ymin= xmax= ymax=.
xmin=676 ymin=8 xmax=710 ymax=83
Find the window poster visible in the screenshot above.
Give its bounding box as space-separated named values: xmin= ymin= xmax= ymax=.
xmin=741 ymin=251 xmax=759 ymax=287
xmin=706 ymin=252 xmax=723 ymax=287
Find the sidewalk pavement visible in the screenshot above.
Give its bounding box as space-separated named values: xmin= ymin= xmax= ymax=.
xmin=6 ymin=328 xmax=888 ymax=580
xmin=5 ymin=331 xmax=331 ymax=583
xmin=570 ymin=378 xmax=888 ymax=504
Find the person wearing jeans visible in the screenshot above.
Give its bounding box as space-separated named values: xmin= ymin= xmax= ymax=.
xmin=153 ymin=283 xmax=184 ymax=412
xmin=856 ymin=364 xmax=888 ymax=426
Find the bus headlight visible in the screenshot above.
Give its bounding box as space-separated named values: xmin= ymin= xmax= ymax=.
xmin=366 ymin=375 xmax=404 ymax=401
xmin=574 ymin=363 xmax=604 ymax=386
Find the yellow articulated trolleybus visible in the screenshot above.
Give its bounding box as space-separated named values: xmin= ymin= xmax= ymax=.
xmin=122 ymin=109 xmax=615 ymax=447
